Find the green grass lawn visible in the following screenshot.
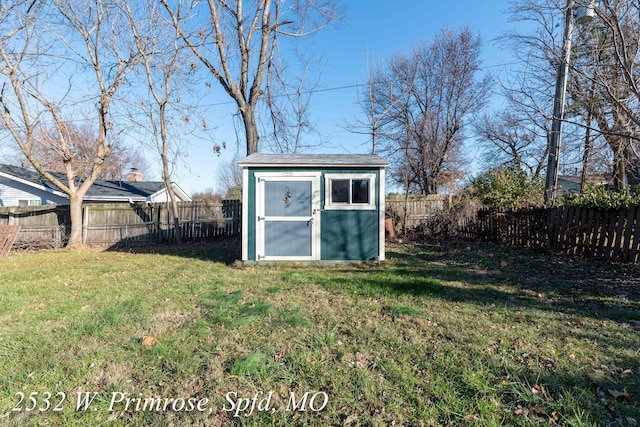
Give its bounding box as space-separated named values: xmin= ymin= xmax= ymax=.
xmin=0 ymin=240 xmax=638 ymax=426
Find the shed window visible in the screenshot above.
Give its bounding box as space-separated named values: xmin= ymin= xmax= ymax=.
xmin=330 ymin=179 xmax=350 ymax=203
xmin=325 ymin=173 xmax=375 ymax=210
xmin=352 ymin=179 xmax=370 ymax=203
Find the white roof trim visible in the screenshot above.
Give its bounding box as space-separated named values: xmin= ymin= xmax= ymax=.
xmin=149 ymin=183 xmax=192 ymax=202
xmin=0 ymin=170 xmax=68 ymax=198
xmin=240 ymin=162 xmax=388 ymax=169
xmin=238 ymin=154 xmax=389 ymax=169
xmin=83 ymin=195 xmax=147 ymax=202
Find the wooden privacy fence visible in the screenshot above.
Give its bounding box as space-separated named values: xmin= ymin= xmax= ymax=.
xmin=82 ymin=200 xmax=241 ymax=246
xmin=458 ymin=205 xmax=640 ymax=263
xmin=0 ymin=225 xmax=21 ymax=256
xmin=386 ymin=196 xmax=450 ymax=233
xmin=0 ymin=206 xmax=70 ymax=249
xmin=0 ymin=200 xmax=241 ymax=248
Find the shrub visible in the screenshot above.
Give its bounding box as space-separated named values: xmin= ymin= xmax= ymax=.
xmin=563 ymin=184 xmax=640 ymax=210
xmin=468 ymin=166 xmax=544 ymax=208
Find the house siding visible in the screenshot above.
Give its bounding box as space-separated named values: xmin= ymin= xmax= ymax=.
xmin=0 ymin=176 xmax=66 ymax=207
xmin=0 ymin=166 xmax=191 ymax=205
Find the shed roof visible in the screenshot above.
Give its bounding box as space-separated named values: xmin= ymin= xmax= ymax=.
xmin=238 ymin=153 xmax=389 ymax=168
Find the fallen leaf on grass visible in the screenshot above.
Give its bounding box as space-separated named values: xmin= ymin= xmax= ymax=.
xmin=627 ymin=417 xmax=637 ymax=426
xmin=512 ymin=406 xmax=528 ymax=416
xmin=343 ymin=414 xmax=358 ymax=425
xmin=108 ymin=410 xmax=124 ymax=421
xmin=275 ymin=348 xmax=286 ymax=361
xmin=607 ymin=388 xmax=632 ymax=404
xmin=142 ymin=336 xmax=158 ymax=346
xmin=499 ymin=261 xmax=508 ymax=268
xmin=531 ymin=384 xmax=542 ymax=396
xmin=355 ymin=352 xmax=372 ymax=368
xmin=341 ymin=352 xmax=373 ymax=369
xmin=529 ymin=404 xmax=546 ymax=416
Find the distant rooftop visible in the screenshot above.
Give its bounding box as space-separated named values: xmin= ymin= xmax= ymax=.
xmin=0 ymin=164 xmax=166 ymax=201
xmin=238 ymin=153 xmax=389 ymax=167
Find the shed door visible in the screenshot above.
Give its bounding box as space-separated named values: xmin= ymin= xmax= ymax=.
xmin=255 ymin=173 xmax=321 ymax=261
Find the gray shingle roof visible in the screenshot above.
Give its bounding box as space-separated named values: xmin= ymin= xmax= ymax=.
xmin=0 ymin=164 xmax=53 ymax=188
xmin=0 ymin=164 xmax=165 ymax=201
xmin=238 ymin=153 xmax=389 ymax=167
xmin=83 ymin=179 xmax=165 ymax=201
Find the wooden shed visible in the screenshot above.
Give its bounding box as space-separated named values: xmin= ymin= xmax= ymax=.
xmin=238 ymin=153 xmax=389 ymax=262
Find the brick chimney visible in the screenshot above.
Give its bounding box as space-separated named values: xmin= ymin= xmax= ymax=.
xmin=126 ymin=167 xmax=144 ymax=182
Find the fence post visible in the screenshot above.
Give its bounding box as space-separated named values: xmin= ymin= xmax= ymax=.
xmin=82 ymin=205 xmax=88 ymax=246
xmin=192 ymin=202 xmax=197 ymax=242
xmin=156 ymin=204 xmax=162 ymax=243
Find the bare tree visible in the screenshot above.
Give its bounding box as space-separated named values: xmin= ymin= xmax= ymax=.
xmin=160 ymin=0 xmax=342 ymax=155
xmin=125 ymin=0 xmax=201 ymax=244
xmin=0 ymin=0 xmax=138 ymax=248
xmin=345 ymin=61 xmax=407 ymax=154
xmin=264 ymin=47 xmax=325 ymax=154
xmin=590 ymin=1 xmax=640 ymax=129
xmin=505 ymin=0 xmax=640 ymax=192
xmin=22 ymin=120 xmax=150 ymax=180
xmin=216 ymin=158 xmax=243 ymax=199
xmin=474 ymin=68 xmax=554 ymax=178
xmin=575 ymin=1 xmax=640 ymax=190
xmin=191 ymin=188 xmax=223 ymax=203
xmin=476 ymin=109 xmax=548 ymax=176
xmin=376 ymin=28 xmax=490 ymax=194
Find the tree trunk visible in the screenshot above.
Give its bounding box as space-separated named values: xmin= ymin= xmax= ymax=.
xmin=66 ymin=194 xmax=85 ymax=250
xmin=161 ymin=159 xmax=182 ymax=244
xmin=612 ymin=139 xmax=627 ymax=192
xmin=167 ymin=191 xmax=182 ymax=245
xmin=242 ymin=107 xmax=260 ymax=155
xmin=580 ymin=119 xmax=592 ymax=193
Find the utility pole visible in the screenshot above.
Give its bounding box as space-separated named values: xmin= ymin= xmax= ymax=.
xmin=545 ymin=0 xmax=575 ymax=202
xmin=544 ymin=0 xmax=594 ymax=202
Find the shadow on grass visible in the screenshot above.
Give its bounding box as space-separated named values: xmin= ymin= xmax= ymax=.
xmin=319 ymin=246 xmax=640 ymax=422
xmin=105 ymin=237 xmax=242 ymax=265
xmin=322 ymin=246 xmax=640 ymax=326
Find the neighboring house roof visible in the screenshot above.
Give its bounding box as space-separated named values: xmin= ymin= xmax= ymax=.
xmin=83 ymin=179 xmax=167 ymax=201
xmin=556 ymin=175 xmax=612 ymax=194
xmin=558 ymin=175 xmax=610 ymax=186
xmin=0 ymin=164 xmax=191 ymax=203
xmin=238 ymin=153 xmax=390 ymax=168
xmin=0 ymin=164 xmax=60 ymax=191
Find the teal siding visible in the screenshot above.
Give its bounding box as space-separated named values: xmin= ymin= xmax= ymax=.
xmin=319 ymin=168 xmax=380 ymax=261
xmin=245 ymin=167 xmax=381 ymax=261
xmin=321 ymin=210 xmax=378 ymax=260
xmin=246 ymin=170 xmax=257 ymax=261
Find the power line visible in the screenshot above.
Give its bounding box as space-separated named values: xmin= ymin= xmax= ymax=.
xmin=197 ymin=59 xmax=528 ymax=108
xmin=0 ymin=58 xmax=529 ymax=131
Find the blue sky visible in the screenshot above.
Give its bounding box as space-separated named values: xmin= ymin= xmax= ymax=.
xmin=171 ymin=0 xmax=522 ymax=195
